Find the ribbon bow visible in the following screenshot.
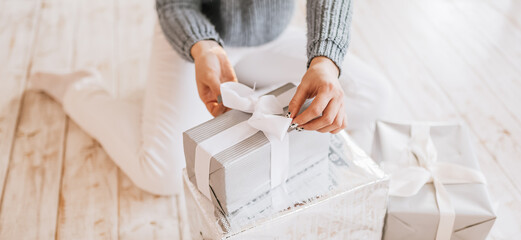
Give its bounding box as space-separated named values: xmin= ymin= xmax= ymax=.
xmin=388 ymin=124 xmax=486 ymax=240
xmin=194 ymin=82 xmax=295 ymax=200
xmin=221 ymin=82 xmax=293 ymax=141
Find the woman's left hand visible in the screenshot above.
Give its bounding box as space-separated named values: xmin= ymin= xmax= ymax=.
xmin=288 ymin=56 xmax=347 ymax=134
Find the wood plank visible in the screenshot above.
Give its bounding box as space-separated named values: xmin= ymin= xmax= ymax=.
xmin=0 ymin=0 xmax=76 ymax=238
xmin=114 ymin=0 xmax=188 ymax=239
xmin=413 ymin=0 xmax=521 ymax=134
xmin=353 ymin=1 xmax=521 ymax=238
xmin=118 ymin=175 xmax=183 ymax=240
xmin=56 ymin=0 xmax=119 ymax=239
xmin=56 ymin=122 xmax=118 ymax=239
xmin=0 ymin=0 xmax=40 ymax=201
xmin=450 ymin=0 xmax=521 ymax=128
xmin=0 ymin=92 xmax=67 ymax=239
xmin=486 ymin=0 xmax=521 ymax=33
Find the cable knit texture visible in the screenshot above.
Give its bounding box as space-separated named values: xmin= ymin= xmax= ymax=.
xmin=156 ymin=0 xmax=352 ymax=73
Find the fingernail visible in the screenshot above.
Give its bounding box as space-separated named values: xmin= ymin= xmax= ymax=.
xmin=290 ymin=123 xmax=298 ymax=128
xmin=285 ymin=112 xmax=291 ymax=118
xmin=296 ymin=126 xmax=304 ymax=132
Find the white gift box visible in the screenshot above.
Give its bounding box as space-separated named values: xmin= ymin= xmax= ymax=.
xmin=372 ymin=121 xmax=496 ymax=240
xmin=183 ymin=83 xmax=330 ymax=215
xmin=183 ymin=132 xmax=389 ymax=239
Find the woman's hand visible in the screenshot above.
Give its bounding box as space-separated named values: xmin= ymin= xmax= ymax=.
xmin=288 ymin=57 xmax=347 ymax=134
xmin=191 ymin=40 xmax=237 ymax=117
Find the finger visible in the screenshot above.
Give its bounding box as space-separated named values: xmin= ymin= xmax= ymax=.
xmin=206 ymin=102 xmax=227 ymax=117
xmin=317 ymin=110 xmax=342 ymax=133
xmin=288 ymin=85 xmax=308 ymax=119
xmin=331 ymin=113 xmax=348 ymax=134
xmin=300 ymin=98 xmax=341 ymax=131
xmin=206 ymin=74 xmax=222 ymax=98
xmin=196 ymin=72 xmax=218 ymax=100
xmin=197 ymin=73 xmax=229 ymax=117
xmin=293 ymin=89 xmax=332 ymax=126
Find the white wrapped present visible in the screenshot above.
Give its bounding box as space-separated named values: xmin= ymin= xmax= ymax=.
xmin=183 ymin=132 xmax=389 ymax=239
xmin=183 ymin=82 xmax=329 ymax=215
xmin=372 ymin=121 xmax=496 ymax=240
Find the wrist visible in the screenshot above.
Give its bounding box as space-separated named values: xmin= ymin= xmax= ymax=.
xmin=309 ymin=56 xmax=340 ymax=77
xmin=191 ymin=40 xmax=221 ymax=60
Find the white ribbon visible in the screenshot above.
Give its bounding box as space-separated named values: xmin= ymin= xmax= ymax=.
xmin=194 ymin=82 xmax=294 ymax=200
xmin=388 ymin=124 xmax=487 ymax=240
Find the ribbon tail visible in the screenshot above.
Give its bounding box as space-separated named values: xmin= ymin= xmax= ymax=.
xmin=194 ymin=145 xmax=214 ymax=199
xmin=433 ymin=178 xmax=455 ymax=240
xmin=267 ymin=133 xmax=290 ymax=189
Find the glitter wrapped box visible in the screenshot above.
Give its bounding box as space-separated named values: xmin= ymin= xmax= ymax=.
xmin=183 ymin=132 xmax=389 ymax=239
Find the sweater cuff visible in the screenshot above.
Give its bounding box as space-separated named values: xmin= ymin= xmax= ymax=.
xmin=307 ymin=39 xmax=346 ymax=76
xmin=182 ymin=32 xmax=224 ymax=62
xmin=156 ymin=1 xmax=224 ymax=63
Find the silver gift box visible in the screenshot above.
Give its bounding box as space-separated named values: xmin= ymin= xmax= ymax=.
xmin=183 ymin=83 xmax=330 ymax=215
xmin=372 ymin=121 xmax=496 ymax=240
xmin=183 ymin=132 xmax=390 ymax=239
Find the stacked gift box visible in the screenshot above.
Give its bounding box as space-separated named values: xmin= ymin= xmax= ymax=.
xmin=182 ymin=82 xmax=389 ymax=239
xmin=183 ymin=132 xmax=389 ymax=239
xmin=182 ymin=82 xmax=496 ymax=239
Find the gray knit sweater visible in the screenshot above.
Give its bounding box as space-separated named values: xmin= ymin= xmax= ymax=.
xmin=156 ymin=0 xmax=352 ymax=73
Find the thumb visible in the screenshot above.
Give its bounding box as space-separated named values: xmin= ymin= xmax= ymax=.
xmin=207 ymin=75 xmax=222 ymax=99
xmin=205 ymin=77 xmax=227 ymax=117
xmin=288 ymin=85 xmax=308 ymax=119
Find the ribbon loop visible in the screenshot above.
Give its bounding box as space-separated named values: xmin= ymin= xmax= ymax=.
xmin=221 ymin=82 xmax=291 ymax=140
xmin=221 ymin=81 xmax=258 ymax=113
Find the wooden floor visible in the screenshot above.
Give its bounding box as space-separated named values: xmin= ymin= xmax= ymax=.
xmin=0 ymin=0 xmax=520 ymax=239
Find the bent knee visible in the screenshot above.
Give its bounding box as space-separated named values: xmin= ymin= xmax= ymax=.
xmin=126 ymin=151 xmax=184 ymax=196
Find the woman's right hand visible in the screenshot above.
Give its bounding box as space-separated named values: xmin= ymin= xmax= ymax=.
xmin=191 ymin=40 xmax=237 ymax=117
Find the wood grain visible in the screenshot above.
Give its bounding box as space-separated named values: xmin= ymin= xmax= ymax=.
xmin=0 ymin=0 xmax=74 ymax=238
xmin=0 ymin=92 xmax=67 ymax=239
xmin=57 ymin=121 xmax=118 ymax=239
xmin=0 ymin=0 xmax=40 ymax=200
xmin=445 ymin=0 xmax=521 ymax=133
xmin=55 ymin=0 xmax=119 ymax=239
xmin=118 ymin=175 xmax=183 ymax=240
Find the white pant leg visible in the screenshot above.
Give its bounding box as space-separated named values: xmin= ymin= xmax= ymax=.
xmin=63 ymin=23 xmax=212 ymax=195
xmin=233 ymin=27 xmax=391 ymax=152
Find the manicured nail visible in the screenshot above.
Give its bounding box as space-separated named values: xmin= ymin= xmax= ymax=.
xmin=285 ymin=112 xmax=291 ymax=118
xmin=290 ymin=123 xmax=298 ymax=128
xmin=296 ymin=126 xmax=304 ymax=132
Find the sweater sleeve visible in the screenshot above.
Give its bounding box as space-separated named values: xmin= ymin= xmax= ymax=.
xmin=306 ymin=0 xmax=353 ymax=75
xmin=156 ymin=0 xmax=223 ymax=62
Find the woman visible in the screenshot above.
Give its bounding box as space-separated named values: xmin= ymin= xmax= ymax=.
xmin=30 ymin=0 xmax=390 ymax=195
